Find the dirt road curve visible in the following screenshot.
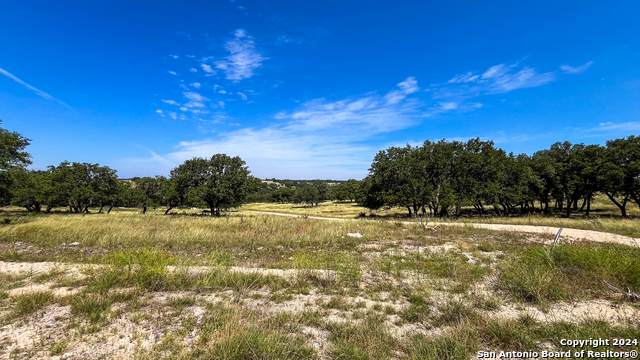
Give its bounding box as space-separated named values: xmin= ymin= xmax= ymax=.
xmin=246 ymin=211 xmax=639 ymax=247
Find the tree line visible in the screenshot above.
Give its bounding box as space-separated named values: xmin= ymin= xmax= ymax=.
xmin=360 ymin=137 xmax=640 ymax=217
xmin=251 ymin=179 xmax=360 ymax=205
xmin=1 ymin=121 xmax=360 ymax=215
xmin=2 ymin=120 xmax=638 ymax=217
xmin=8 ymin=156 xmax=260 ymax=216
xmin=1 ymin=121 xmax=262 ymax=216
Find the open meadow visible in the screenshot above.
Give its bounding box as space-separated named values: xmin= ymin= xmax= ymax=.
xmin=0 ymin=208 xmax=637 ymax=359
xmin=242 ymin=196 xmax=640 ymax=238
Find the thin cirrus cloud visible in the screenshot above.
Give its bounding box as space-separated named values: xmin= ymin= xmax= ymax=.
xmin=588 ymin=121 xmax=640 ymax=132
xmin=434 ymin=63 xmax=557 ymax=100
xmin=215 ymin=29 xmax=268 ymax=81
xmin=0 ymin=67 xmax=73 ymax=110
xmin=560 ymin=61 xmax=593 ymax=74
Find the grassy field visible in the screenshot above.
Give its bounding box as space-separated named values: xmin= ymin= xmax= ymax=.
xmin=0 ymin=208 xmax=637 ymax=359
xmin=242 ymin=196 xmax=640 ymax=238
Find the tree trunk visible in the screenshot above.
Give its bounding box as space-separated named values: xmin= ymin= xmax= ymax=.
xmin=98 ymin=205 xmax=104 ymax=214
xmin=164 ymin=207 xmax=173 ymax=215
xmin=142 ymin=204 xmax=147 ymax=214
xmin=107 ymin=205 xmax=114 ymax=214
xmin=565 ymin=199 xmax=572 ymax=218
xmin=579 ymin=197 xmax=587 ymax=212
xmin=406 ymin=206 xmax=413 ymax=217
xmin=585 ymin=196 xmax=591 ymax=216
xmin=606 ymin=193 xmax=628 ymax=217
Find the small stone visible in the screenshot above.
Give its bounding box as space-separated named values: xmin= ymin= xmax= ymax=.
xmin=347 ymin=233 xmax=363 ymax=238
xmin=69 ymin=242 xmax=80 ymax=246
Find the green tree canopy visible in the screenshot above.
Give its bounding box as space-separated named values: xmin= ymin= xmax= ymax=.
xmin=170 ymin=154 xmax=251 ymax=216
xmin=0 ymin=121 xmax=32 ymax=205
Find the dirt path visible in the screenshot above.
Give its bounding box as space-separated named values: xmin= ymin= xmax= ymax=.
xmin=245 ymin=211 xmax=640 ymax=247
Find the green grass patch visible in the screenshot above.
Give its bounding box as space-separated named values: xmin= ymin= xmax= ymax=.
xmin=406 ymin=328 xmax=477 ymax=360
xmin=13 ymin=291 xmax=54 ymax=316
xmin=500 ymin=243 xmax=640 ymax=304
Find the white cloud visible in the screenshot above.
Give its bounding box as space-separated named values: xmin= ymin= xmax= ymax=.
xmin=383 ymin=76 xmax=421 ymax=105
xmin=179 ymin=92 xmax=210 ymax=113
xmin=561 ymin=61 xmax=593 ymax=74
xmin=190 ymin=82 xmax=201 ymax=89
xmin=215 ymin=29 xmax=267 ymax=81
xmin=155 ymin=128 xmax=375 ymax=179
xmin=128 ymin=78 xmax=428 ymax=178
xmin=169 ymin=55 xmax=179 ymax=59
xmin=487 ymin=67 xmax=555 ymax=93
xmin=218 ymin=90 xmax=226 ymax=94
xmin=592 ymin=121 xmax=640 ymax=132
xmin=447 ymin=72 xmax=479 ymax=84
xmin=168 ymin=112 xmax=178 ymax=120
xmin=274 ymin=77 xmax=425 ymax=134
xmin=481 ymin=64 xmax=511 ymax=79
xmin=0 ymin=67 xmax=73 ymax=110
xmin=183 ymin=92 xmax=209 ymax=103
xmin=155 ymin=109 xmax=163 ymax=114
xmin=168 ymin=71 xmax=177 ymax=75
xmin=201 ymin=64 xmax=216 ymax=74
xmin=438 ymin=101 xmax=458 ymax=110
xmin=238 ymin=92 xmax=248 ymax=100
xmin=276 ymin=35 xmax=303 ymax=45
xmin=189 ymin=68 xmax=198 ymax=72
xmin=162 ymin=99 xmax=180 ymax=105
xmin=186 ymin=55 xmax=195 ymax=58
xmin=434 ymin=63 xmax=556 ymax=99
xmin=397 ymin=77 xmax=420 ymax=94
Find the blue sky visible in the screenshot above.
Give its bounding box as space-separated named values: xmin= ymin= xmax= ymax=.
xmin=1 ymin=1 xmax=639 ymax=179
